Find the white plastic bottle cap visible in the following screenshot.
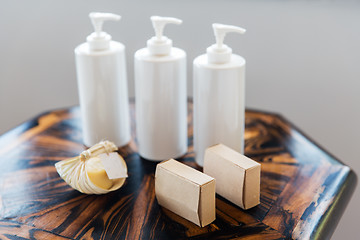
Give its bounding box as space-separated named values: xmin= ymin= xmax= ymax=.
xmin=147 ymin=16 xmax=182 ymax=55
xmin=207 ymin=23 xmax=246 ymax=64
xmin=87 ymin=12 xmax=121 ymax=51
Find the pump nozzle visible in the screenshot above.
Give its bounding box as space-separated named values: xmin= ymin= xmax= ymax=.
xmin=87 ymin=12 xmax=121 ymax=51
xmin=89 ymin=12 xmax=121 ymax=37
xmin=213 ymin=23 xmax=246 ymax=49
xmin=147 ymin=16 xmax=182 ymax=55
xmin=151 ymin=16 xmax=182 ymax=41
xmin=207 ymin=23 xmax=246 ymax=64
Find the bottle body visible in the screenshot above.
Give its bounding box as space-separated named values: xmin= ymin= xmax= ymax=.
xmin=193 ymin=54 xmax=245 ymax=166
xmin=75 ymin=41 xmax=131 ymax=147
xmin=135 ymin=47 xmax=187 ymax=161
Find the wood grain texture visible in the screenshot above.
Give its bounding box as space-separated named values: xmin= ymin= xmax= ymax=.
xmin=0 ymin=101 xmax=356 ymax=240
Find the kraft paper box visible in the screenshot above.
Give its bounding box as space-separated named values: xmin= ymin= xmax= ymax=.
xmin=204 ymin=144 xmax=261 ymax=210
xmin=155 ymin=159 xmax=216 ymax=227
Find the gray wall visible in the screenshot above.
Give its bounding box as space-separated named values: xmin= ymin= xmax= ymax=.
xmin=0 ymin=0 xmax=359 ymax=238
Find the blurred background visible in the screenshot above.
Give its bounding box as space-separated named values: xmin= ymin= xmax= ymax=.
xmin=0 ymin=0 xmax=358 ymax=238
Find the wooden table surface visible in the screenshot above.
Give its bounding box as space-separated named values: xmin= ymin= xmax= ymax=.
xmin=0 ymin=101 xmax=356 ymax=240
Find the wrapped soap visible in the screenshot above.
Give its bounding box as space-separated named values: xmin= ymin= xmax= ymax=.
xmin=55 ymin=141 xmax=127 ymax=194
xmin=204 ymin=144 xmax=260 ymax=209
xmin=155 ymin=159 xmax=216 ymax=227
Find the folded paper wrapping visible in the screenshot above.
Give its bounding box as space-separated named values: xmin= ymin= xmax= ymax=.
xmin=155 ymin=159 xmax=216 ymax=227
xmin=55 ymin=141 xmax=127 ymax=194
xmin=204 ymin=144 xmax=261 ymax=210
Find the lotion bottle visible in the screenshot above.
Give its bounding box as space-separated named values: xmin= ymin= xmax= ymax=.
xmin=134 ymin=16 xmax=187 ymax=161
xmin=193 ymin=23 xmax=246 ymax=166
xmin=75 ymin=12 xmax=131 ymax=147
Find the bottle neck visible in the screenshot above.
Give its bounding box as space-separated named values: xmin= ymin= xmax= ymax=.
xmin=87 ymin=32 xmax=111 ymax=51
xmin=147 ymin=36 xmax=172 ymax=55
xmin=206 ymin=44 xmax=232 ymax=64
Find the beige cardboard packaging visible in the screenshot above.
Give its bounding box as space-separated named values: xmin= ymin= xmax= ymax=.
xmin=155 ymin=159 xmax=216 ymax=227
xmin=204 ymin=144 xmax=261 ymax=210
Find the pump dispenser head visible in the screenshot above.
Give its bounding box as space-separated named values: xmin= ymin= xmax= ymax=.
xmin=147 ymin=16 xmax=182 ymax=55
xmin=87 ymin=12 xmax=121 ymax=51
xmin=207 ymin=23 xmax=246 ymax=64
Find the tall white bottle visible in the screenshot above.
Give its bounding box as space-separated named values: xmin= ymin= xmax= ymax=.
xmin=135 ymin=16 xmax=187 ymax=161
xmin=193 ymin=23 xmax=246 ymax=166
xmin=75 ymin=12 xmax=131 ymax=147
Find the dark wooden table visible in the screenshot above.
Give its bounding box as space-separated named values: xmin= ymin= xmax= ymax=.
xmin=0 ymin=101 xmax=356 ymax=240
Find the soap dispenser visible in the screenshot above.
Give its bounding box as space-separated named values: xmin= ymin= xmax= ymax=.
xmin=134 ymin=16 xmax=187 ymax=161
xmin=193 ymin=23 xmax=246 ymax=166
xmin=75 ymin=12 xmax=131 ymax=147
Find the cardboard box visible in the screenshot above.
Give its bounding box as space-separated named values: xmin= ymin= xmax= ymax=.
xmin=204 ymin=144 xmax=261 ymax=210
xmin=155 ymin=159 xmax=216 ymax=227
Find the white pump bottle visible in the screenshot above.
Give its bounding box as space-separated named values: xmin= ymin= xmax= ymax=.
xmin=193 ymin=23 xmax=246 ymax=166
xmin=134 ymin=16 xmax=187 ymax=161
xmin=75 ymin=12 xmax=131 ymax=147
